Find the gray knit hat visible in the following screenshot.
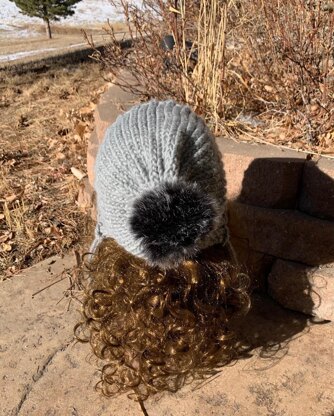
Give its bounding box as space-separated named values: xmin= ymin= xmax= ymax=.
xmin=92 ymin=100 xmax=228 ymax=268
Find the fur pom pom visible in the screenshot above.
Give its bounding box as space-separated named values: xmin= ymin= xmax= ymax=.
xmin=129 ymin=182 xmax=216 ymax=268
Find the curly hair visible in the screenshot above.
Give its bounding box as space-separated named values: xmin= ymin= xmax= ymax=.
xmin=75 ymin=238 xmax=250 ymax=401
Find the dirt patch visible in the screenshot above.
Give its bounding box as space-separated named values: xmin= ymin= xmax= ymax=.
xmin=0 ymin=59 xmax=109 ymax=276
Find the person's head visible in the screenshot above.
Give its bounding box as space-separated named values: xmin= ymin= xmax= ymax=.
xmin=76 ymin=100 xmax=250 ymax=401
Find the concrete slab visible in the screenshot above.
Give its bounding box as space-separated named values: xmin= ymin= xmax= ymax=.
xmin=0 ymin=255 xmax=77 ymax=416
xmin=1 ymin=257 xmax=333 ymax=416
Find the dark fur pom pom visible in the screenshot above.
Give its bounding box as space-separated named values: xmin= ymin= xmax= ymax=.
xmin=129 ymin=182 xmax=216 ymax=268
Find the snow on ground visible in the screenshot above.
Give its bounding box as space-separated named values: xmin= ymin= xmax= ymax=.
xmin=0 ymin=42 xmax=87 ymax=63
xmin=0 ymin=47 xmax=58 ymax=62
xmin=0 ymin=22 xmax=40 ymax=37
xmin=0 ymin=0 xmax=126 ymax=28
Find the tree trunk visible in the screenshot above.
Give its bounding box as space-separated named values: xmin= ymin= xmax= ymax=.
xmin=45 ymin=19 xmax=52 ymax=39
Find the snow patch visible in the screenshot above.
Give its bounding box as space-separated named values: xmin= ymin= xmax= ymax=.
xmin=0 ymin=42 xmax=89 ymax=63
xmin=0 ymin=48 xmax=58 ymax=62
xmin=0 ymin=23 xmax=40 ymax=38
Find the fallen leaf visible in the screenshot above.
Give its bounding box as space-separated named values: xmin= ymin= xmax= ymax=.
xmin=70 ymin=167 xmax=86 ymax=181
xmin=79 ymin=103 xmax=95 ymax=116
xmin=1 ymin=243 xmax=12 ymax=252
xmin=0 ymin=234 xmax=9 ymax=243
xmin=321 ymin=148 xmax=334 ymax=154
xmin=75 ymin=121 xmax=87 ymax=139
xmin=5 ymin=194 xmax=18 ymax=203
xmin=56 ymin=152 xmax=66 ymax=161
xmin=6 ymin=265 xmax=16 ymax=275
xmin=48 ymin=138 xmax=58 ymax=149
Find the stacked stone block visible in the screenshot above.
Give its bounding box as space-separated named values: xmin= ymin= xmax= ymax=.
xmin=218 ymin=138 xmax=334 ymax=321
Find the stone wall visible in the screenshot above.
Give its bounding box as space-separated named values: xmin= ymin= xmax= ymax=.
xmin=217 ymin=139 xmax=334 ymax=321
xmin=82 ymin=84 xmax=334 ymax=321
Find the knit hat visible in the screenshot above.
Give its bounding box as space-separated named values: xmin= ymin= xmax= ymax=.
xmin=92 ymin=100 xmax=228 ymax=269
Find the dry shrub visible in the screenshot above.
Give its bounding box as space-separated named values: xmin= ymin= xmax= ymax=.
xmin=90 ymin=0 xmax=334 ymax=153
xmin=234 ymin=0 xmax=334 ymax=146
xmin=89 ymin=0 xmax=230 ymax=133
xmin=89 ymin=0 xmax=188 ymax=99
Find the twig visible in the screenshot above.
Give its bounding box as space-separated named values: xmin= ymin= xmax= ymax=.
xmin=138 ymin=399 xmax=149 ymax=416
xmin=191 ymin=373 xmax=221 ymax=391
xmin=32 ymin=274 xmax=68 ymax=298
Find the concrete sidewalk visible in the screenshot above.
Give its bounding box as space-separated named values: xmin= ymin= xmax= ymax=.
xmin=1 ymin=255 xmax=333 ymax=416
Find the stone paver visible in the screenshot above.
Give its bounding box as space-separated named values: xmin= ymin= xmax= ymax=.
xmin=1 ymin=257 xmax=334 ymax=415
xmin=228 ymin=201 xmax=334 ymax=266
xmin=1 ymin=255 xmax=75 ymax=416
xmin=216 ymin=138 xmax=306 ymax=208
xmin=268 ymin=260 xmax=334 ymax=321
xmin=299 ymin=159 xmax=334 ymax=221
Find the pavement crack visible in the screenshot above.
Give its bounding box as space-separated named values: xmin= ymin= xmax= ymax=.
xmin=11 ymin=338 xmax=74 ymax=416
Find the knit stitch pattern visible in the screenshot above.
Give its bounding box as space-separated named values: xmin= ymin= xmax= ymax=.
xmin=92 ymin=100 xmax=228 ymax=264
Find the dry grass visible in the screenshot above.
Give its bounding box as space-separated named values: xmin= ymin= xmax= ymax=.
xmin=0 ymin=34 xmax=97 ymax=67
xmin=20 ymin=22 xmax=128 ymax=36
xmin=0 ymin=60 xmax=109 ymax=277
xmin=0 ymin=34 xmax=87 ymax=53
xmin=177 ymin=0 xmax=229 ymax=133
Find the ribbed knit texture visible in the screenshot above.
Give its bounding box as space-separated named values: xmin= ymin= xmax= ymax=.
xmin=92 ymin=100 xmax=228 ymax=263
